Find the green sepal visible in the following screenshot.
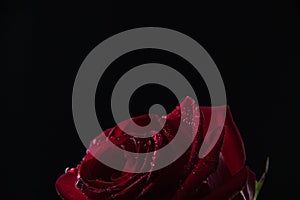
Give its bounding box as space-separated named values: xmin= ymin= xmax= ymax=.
xmin=254 ymin=157 xmax=269 ymax=200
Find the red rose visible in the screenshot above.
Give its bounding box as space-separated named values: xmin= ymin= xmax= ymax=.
xmin=56 ymin=97 xmax=256 ymax=199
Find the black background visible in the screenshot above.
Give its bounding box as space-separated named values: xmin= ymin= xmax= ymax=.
xmin=3 ymin=1 xmax=300 ymax=199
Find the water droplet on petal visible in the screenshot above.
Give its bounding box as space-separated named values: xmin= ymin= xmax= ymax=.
xmin=92 ymin=139 xmax=97 ymax=145
xmin=64 ymin=167 xmax=70 ymax=173
xmin=65 ymin=167 xmax=76 ymax=173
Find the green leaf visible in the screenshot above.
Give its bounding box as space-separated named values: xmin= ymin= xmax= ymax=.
xmin=254 ymin=157 xmax=269 ymax=200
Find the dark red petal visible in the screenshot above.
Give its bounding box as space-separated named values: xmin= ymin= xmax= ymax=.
xmin=164 ymin=96 xmax=200 ymax=140
xmin=201 ymin=106 xmax=246 ymax=175
xmin=109 ymin=174 xmax=149 ymax=199
xmin=240 ymin=167 xmax=256 ymax=200
xmin=56 ymin=172 xmax=88 ymax=200
xmin=222 ymin=107 xmax=246 ymax=175
xmin=171 ymin=128 xmax=225 ymax=200
xmin=223 ymin=168 xmax=256 ymax=200
xmin=207 ymin=153 xmax=231 ymax=190
xmin=79 ymin=157 xmax=120 ymax=185
xmin=136 ymin=150 xmax=191 ymax=199
xmin=200 ymin=167 xmax=254 ymax=200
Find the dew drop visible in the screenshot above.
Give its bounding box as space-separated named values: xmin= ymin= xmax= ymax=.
xmin=92 ymin=139 xmax=97 ymax=145
xmin=65 ymin=167 xmax=76 ymax=173
xmin=64 ymin=167 xmax=70 ymax=173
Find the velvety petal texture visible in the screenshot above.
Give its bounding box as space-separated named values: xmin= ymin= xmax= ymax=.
xmin=56 ymin=97 xmax=256 ymax=200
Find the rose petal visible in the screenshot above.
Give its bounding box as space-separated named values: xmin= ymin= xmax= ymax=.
xmin=136 ymin=149 xmax=191 ymax=199
xmin=56 ymin=171 xmax=88 ymax=200
xmin=171 ymin=128 xmax=225 ymax=200
xmin=201 ymin=106 xmax=246 ymax=175
xmin=200 ymin=167 xmax=255 ymax=200
xmin=207 ymin=153 xmax=231 ymax=190
xmin=237 ymin=167 xmax=256 ymax=200
xmin=222 ymin=107 xmax=246 ymax=175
